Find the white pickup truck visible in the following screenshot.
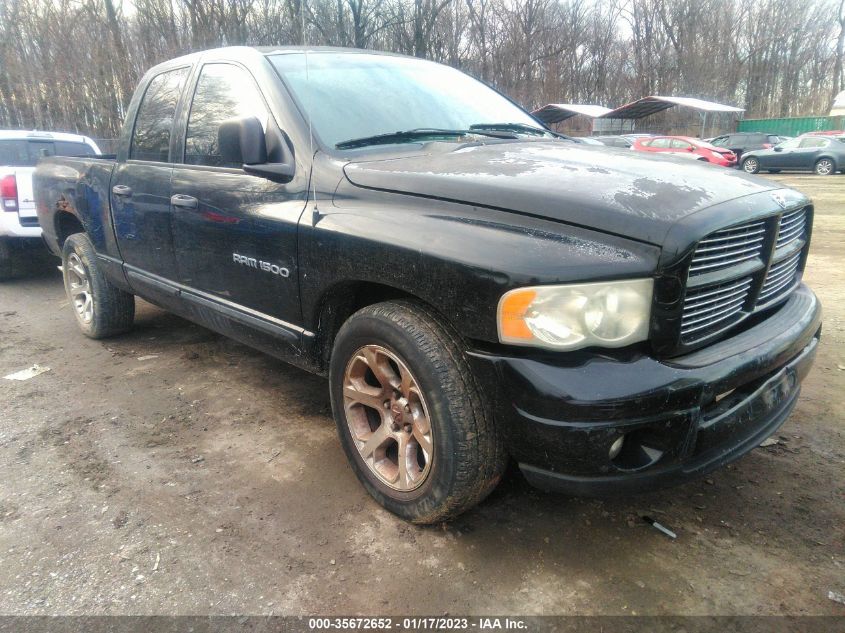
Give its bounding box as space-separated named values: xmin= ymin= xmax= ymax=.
xmin=0 ymin=130 xmax=101 ymax=279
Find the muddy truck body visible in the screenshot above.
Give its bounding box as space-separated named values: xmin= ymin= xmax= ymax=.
xmin=34 ymin=47 xmax=821 ymax=522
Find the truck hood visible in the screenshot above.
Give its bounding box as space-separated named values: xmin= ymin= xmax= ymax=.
xmin=342 ymin=141 xmax=780 ymax=245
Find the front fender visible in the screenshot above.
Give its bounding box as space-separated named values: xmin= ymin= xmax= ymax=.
xmin=299 ymin=183 xmax=659 ymax=343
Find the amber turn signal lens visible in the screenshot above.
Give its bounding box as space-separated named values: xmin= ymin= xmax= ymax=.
xmin=498 ymin=289 xmax=536 ymax=340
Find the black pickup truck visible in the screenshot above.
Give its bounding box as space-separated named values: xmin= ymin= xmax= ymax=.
xmin=34 ymin=46 xmax=821 ymax=523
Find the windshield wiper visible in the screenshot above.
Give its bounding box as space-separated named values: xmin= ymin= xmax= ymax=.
xmin=470 ymin=122 xmax=563 ymax=138
xmin=335 ymin=128 xmax=514 ymax=149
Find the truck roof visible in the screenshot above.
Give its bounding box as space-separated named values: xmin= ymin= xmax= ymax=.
xmin=0 ymin=129 xmax=97 ymax=144
xmin=149 ymin=45 xmax=407 ymax=73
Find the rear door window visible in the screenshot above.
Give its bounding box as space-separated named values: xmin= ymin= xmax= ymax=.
xmin=0 ymin=139 xmax=96 ymax=166
xmin=130 ymin=67 xmax=190 ymax=162
xmin=649 ymin=138 xmax=671 ymax=148
xmin=799 ymin=138 xmax=827 ymax=149
xmin=0 ymin=140 xmax=31 ymax=166
xmin=184 ymin=64 xmax=269 ymax=168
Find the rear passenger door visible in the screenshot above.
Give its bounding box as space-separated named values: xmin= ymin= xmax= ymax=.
xmin=111 ymin=67 xmax=189 ymax=282
xmin=169 ymin=62 xmax=305 ymax=326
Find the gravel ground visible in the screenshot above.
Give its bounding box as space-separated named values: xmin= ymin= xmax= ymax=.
xmin=0 ymin=173 xmax=843 ymax=616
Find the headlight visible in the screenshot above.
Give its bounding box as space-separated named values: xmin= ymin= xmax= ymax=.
xmin=497 ymin=279 xmax=653 ymax=351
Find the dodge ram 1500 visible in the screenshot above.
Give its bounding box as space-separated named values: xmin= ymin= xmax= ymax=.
xmin=34 ymin=46 xmax=821 ymax=523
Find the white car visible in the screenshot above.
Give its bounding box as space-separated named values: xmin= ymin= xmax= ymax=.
xmin=1 ymin=130 xmax=100 ymax=278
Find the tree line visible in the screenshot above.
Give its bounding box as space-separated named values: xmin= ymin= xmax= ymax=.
xmin=1 ymin=0 xmax=843 ymax=140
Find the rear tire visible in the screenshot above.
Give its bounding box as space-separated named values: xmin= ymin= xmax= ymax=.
xmin=742 ymin=157 xmax=760 ymax=174
xmin=62 ymin=233 xmax=135 ymax=338
xmin=814 ymin=158 xmax=835 ymax=175
xmin=329 ymin=300 xmax=506 ymax=523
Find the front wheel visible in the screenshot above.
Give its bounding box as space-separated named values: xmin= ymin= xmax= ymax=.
xmin=742 ymin=157 xmax=760 ymax=174
xmin=62 ymin=233 xmax=135 ymax=338
xmin=329 ymin=301 xmax=506 ymax=523
xmin=814 ymin=158 xmax=835 ymax=175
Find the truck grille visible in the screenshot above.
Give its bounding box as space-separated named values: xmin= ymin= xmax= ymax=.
xmin=679 ymin=207 xmax=809 ymax=345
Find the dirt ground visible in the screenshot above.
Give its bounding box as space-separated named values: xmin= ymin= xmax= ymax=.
xmin=0 ymin=174 xmax=843 ymax=617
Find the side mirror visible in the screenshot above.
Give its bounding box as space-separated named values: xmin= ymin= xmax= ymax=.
xmin=218 ymin=116 xmax=295 ymax=183
xmin=773 ymin=145 xmax=783 ymax=152
xmin=687 ymin=146 xmax=695 ymax=151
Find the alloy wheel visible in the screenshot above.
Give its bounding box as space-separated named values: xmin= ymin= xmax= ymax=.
xmin=66 ymin=252 xmax=93 ymax=323
xmin=816 ymin=159 xmax=833 ymax=175
xmin=342 ymin=344 xmax=434 ymax=491
xmin=743 ymin=158 xmax=758 ymax=173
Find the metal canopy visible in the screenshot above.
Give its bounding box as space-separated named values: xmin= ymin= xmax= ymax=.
xmin=603 ymin=96 xmax=745 ymax=120
xmin=532 ymin=103 xmax=612 ymax=125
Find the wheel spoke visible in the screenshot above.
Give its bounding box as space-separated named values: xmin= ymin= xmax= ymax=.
xmin=343 ymin=384 xmax=385 ymax=411
xmin=363 ymin=347 xmax=399 ymax=390
xmin=359 ymin=422 xmax=391 ymax=461
xmin=396 ymin=433 xmax=412 ymax=488
xmin=412 ymin=425 xmax=432 ymax=461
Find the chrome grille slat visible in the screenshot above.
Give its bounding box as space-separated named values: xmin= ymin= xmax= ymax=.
xmin=691 ymin=244 xmax=764 ymax=263
xmin=682 ymin=296 xmax=747 ymax=324
xmin=758 ymin=251 xmax=802 ymax=303
xmin=681 ymin=302 xmax=745 ymax=335
xmin=683 ymin=282 xmax=751 ymax=311
xmin=695 ymin=236 xmax=764 ymax=252
xmin=688 ymin=252 xmax=759 ymax=273
xmin=688 ymin=219 xmax=766 ymax=276
xmin=775 ymin=209 xmax=806 ymax=249
xmin=697 ymin=228 xmax=766 ymax=244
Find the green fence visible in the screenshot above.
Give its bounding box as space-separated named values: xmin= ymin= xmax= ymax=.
xmin=737 ymin=116 xmax=845 ymax=137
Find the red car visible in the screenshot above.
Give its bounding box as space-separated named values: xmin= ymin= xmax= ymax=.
xmin=633 ymin=136 xmax=737 ymax=167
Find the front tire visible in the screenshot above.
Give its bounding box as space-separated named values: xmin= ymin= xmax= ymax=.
xmin=742 ymin=157 xmax=760 ymax=174
xmin=329 ymin=300 xmax=506 ymax=523
xmin=62 ymin=233 xmax=135 ymax=338
xmin=814 ymin=158 xmax=835 ymax=175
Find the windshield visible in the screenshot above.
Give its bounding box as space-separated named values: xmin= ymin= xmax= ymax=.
xmin=269 ymin=52 xmax=545 ymax=148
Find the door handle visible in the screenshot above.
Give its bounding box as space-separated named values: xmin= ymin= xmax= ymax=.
xmin=170 ymin=194 xmax=198 ymax=209
xmin=112 ymin=184 xmax=132 ymax=197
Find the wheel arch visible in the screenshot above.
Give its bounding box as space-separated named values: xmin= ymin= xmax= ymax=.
xmin=55 ymin=209 xmax=85 ymax=248
xmin=310 ymin=279 xmax=452 ymax=372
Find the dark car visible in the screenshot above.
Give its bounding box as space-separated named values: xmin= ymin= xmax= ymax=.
xmin=741 ymin=136 xmax=845 ymax=175
xmin=710 ymin=132 xmax=784 ymax=161
xmin=594 ymin=135 xmax=633 ymax=148
xmin=33 ymin=47 xmax=820 ymax=523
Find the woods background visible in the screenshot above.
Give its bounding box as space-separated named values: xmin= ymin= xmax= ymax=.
xmin=1 ymin=0 xmax=844 ymax=140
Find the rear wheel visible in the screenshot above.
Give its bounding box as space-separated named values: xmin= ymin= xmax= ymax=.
xmin=329 ymin=300 xmax=506 ymax=523
xmin=814 ymin=158 xmax=835 ymax=175
xmin=62 ymin=233 xmax=135 ymax=338
xmin=742 ymin=157 xmax=760 ymax=174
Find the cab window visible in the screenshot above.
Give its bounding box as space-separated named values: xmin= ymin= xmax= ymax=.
xmin=130 ymin=67 xmax=189 ymax=162
xmin=184 ymin=64 xmax=269 ymax=168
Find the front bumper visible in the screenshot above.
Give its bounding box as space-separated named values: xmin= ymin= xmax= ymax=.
xmin=468 ymin=284 xmax=821 ymax=495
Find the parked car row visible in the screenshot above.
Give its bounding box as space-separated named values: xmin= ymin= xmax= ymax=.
xmin=573 ymin=129 xmax=844 ymax=175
